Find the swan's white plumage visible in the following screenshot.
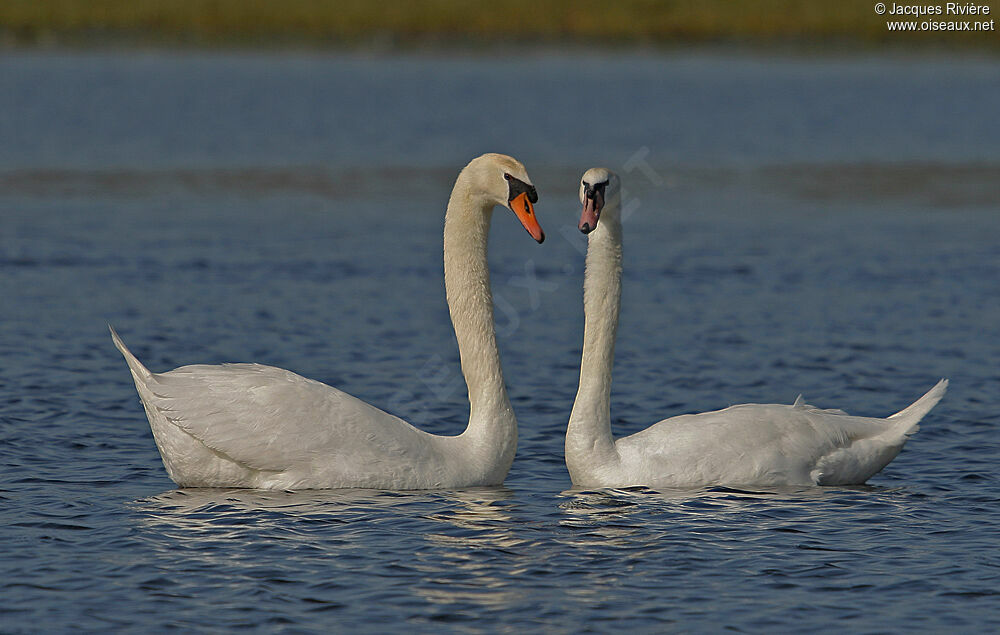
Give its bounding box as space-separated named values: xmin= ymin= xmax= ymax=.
xmin=114 ymin=153 xmax=541 ymax=490
xmin=566 ymin=167 xmax=947 ymax=489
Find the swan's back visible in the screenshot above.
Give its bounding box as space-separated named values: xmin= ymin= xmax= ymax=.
xmin=112 ymin=328 xmax=457 ymax=489
xmin=615 ymin=380 xmax=947 ymax=487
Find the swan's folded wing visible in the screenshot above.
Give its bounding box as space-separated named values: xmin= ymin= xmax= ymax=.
xmin=141 ymin=362 xmax=417 ymax=473
xmin=619 ymin=403 xmax=903 ymax=485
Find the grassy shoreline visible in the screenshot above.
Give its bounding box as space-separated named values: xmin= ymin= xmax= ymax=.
xmin=2 ymin=0 xmax=996 ymax=50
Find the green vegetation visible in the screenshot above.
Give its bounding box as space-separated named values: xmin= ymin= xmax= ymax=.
xmin=1 ymin=0 xmax=995 ymax=49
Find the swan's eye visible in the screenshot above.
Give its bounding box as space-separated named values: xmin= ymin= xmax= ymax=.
xmin=504 ymin=173 xmax=512 ymax=181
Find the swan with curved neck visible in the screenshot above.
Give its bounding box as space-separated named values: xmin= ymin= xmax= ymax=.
xmin=566 ymin=167 xmax=947 ymax=488
xmin=113 ymin=153 xmax=544 ymax=490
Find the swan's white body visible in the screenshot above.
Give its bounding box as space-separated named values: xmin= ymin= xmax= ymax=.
xmin=566 ymin=167 xmax=947 ymax=489
xmin=114 ymin=153 xmax=544 ymax=490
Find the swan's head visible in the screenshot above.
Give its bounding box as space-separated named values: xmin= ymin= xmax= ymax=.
xmin=464 ymin=153 xmax=544 ymax=243
xmin=578 ymin=167 xmax=620 ymax=234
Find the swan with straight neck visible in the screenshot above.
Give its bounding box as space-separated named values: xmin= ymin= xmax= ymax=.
xmin=566 ymin=167 xmax=947 ymax=488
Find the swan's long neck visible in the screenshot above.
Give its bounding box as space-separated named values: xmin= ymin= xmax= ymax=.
xmin=443 ymin=177 xmax=516 ymax=469
xmin=567 ymin=209 xmax=622 ymax=479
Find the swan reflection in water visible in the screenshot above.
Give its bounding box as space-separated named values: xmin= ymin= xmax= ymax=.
xmin=557 ymin=484 xmax=895 ymax=528
xmin=130 ymin=486 xmax=527 ymax=611
xmin=554 ymin=484 xmax=915 ymax=602
xmin=128 ymin=483 xmax=915 ymax=616
xmin=414 ymin=488 xmax=529 ymax=608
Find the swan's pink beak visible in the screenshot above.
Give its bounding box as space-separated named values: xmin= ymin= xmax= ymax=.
xmin=509 ymin=192 xmax=545 ymax=243
xmin=579 ymin=190 xmax=604 ymax=234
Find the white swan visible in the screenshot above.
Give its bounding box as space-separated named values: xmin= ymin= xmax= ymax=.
xmin=113 ymin=153 xmax=545 ymax=490
xmin=566 ymin=167 xmax=947 ymax=489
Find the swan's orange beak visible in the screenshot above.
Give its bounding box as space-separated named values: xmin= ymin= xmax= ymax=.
xmin=509 ymin=192 xmax=545 ymax=243
xmin=579 ymin=190 xmax=604 ymax=234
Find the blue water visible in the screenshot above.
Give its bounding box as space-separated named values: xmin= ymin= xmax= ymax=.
xmin=1 ymin=51 xmax=999 ymax=632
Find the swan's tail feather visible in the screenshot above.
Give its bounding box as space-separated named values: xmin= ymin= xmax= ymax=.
xmin=886 ymin=378 xmax=948 ymax=434
xmin=109 ymin=325 xmax=154 ymax=382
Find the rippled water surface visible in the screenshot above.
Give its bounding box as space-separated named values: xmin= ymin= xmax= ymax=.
xmin=2 ymin=52 xmax=999 ymax=631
